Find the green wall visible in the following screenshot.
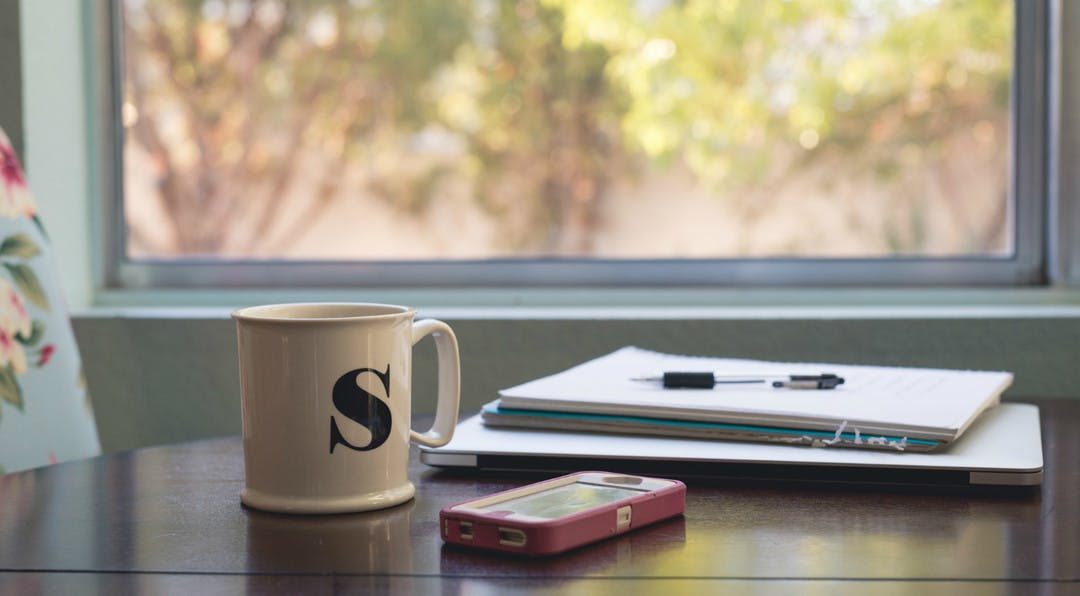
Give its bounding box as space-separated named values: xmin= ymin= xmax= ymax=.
xmin=0 ymin=0 xmax=23 ymax=160
xmin=73 ymin=314 xmax=1080 ymax=454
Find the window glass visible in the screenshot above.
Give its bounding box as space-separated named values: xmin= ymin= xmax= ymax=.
xmin=120 ymin=0 xmax=1013 ymax=262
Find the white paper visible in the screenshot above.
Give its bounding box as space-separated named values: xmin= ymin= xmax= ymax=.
xmin=497 ymin=347 xmax=1013 ymax=441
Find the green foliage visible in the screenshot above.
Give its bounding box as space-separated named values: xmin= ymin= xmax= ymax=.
xmin=0 ymin=234 xmax=40 ymax=259
xmin=16 ymin=321 xmax=44 ymax=347
xmin=3 ymin=263 xmax=48 ymax=311
xmin=0 ymin=364 xmax=23 ymax=411
xmin=547 ymin=0 xmax=1011 ymax=189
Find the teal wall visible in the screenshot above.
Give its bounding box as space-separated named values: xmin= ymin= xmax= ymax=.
xmin=0 ymin=0 xmax=23 ymax=160
xmin=73 ymin=314 xmax=1080 ymax=454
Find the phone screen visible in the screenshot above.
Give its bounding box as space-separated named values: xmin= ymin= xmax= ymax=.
xmin=477 ymin=482 xmax=645 ymax=519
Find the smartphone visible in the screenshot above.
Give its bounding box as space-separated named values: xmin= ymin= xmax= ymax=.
xmin=439 ymin=471 xmax=686 ymax=556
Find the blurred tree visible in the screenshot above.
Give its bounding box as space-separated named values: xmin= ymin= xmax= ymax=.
xmin=123 ymin=0 xmax=1011 ymax=257
xmin=548 ymin=0 xmax=1011 ymax=250
xmin=124 ymin=0 xmax=473 ymax=254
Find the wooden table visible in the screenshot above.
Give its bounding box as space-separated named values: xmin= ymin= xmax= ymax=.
xmin=1 ymin=400 xmax=1077 ymax=594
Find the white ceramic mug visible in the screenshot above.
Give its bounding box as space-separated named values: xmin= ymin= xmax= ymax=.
xmin=233 ymin=303 xmax=460 ymax=514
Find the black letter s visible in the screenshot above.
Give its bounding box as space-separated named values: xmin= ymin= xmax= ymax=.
xmin=329 ymin=366 xmax=393 ymax=454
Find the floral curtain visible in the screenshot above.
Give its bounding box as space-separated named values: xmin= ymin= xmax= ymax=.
xmin=0 ymin=126 xmax=100 ymax=474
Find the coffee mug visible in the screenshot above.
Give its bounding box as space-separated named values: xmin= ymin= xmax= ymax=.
xmin=233 ymin=303 xmax=460 ymax=514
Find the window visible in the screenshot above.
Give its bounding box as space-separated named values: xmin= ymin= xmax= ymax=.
xmin=97 ymin=0 xmax=1048 ymax=288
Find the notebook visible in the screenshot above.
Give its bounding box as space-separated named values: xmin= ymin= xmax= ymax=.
xmin=420 ymin=403 xmax=1044 ymax=487
xmin=480 ymin=400 xmax=944 ymax=451
xmin=495 ymin=347 xmax=1013 ymax=449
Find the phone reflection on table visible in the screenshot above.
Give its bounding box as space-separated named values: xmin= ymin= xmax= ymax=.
xmin=439 ymin=514 xmax=686 ymax=580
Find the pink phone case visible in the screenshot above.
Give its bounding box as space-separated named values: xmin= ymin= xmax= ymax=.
xmin=439 ymin=471 xmax=686 ymax=556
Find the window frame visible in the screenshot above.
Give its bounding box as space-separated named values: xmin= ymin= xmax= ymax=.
xmin=91 ymin=0 xmax=1051 ymax=290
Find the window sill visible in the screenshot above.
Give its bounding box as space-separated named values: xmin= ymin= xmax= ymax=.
xmin=83 ymin=286 xmax=1080 ymax=320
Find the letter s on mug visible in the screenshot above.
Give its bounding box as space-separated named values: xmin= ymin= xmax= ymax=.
xmin=329 ymin=366 xmax=394 ymax=454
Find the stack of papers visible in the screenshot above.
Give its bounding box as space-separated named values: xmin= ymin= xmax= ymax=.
xmin=482 ymin=347 xmax=1014 ymax=452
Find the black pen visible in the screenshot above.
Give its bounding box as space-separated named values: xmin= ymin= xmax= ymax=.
xmin=632 ymin=372 xmax=844 ymax=390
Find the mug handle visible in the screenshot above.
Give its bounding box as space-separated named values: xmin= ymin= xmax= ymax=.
xmin=409 ymin=319 xmax=461 ymax=447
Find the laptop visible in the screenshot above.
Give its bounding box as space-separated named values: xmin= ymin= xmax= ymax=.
xmin=420 ymin=403 xmax=1043 ymax=487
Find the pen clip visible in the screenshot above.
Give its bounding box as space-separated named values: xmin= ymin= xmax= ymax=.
xmin=773 ymin=375 xmax=844 ymax=390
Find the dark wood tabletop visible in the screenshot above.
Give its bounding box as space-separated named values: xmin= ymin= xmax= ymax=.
xmin=1 ymin=399 xmax=1077 ymax=594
